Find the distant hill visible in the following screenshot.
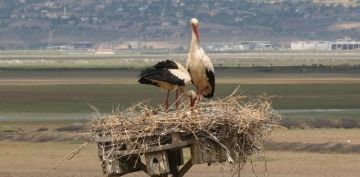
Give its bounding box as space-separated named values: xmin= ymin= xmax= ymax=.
xmin=0 ymin=0 xmax=359 ymax=49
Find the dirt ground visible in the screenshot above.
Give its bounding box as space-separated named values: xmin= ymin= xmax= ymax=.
xmin=1 ymin=116 xmax=360 ymax=176
xmin=268 ymin=128 xmax=360 ymax=144
xmin=1 ymin=142 xmax=360 ymax=177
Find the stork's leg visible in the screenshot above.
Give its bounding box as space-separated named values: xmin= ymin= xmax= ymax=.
xmin=190 ymin=96 xmax=195 ymax=107
xmin=164 ymin=90 xmax=170 ymax=109
xmin=192 ymin=87 xmax=200 ymax=106
xmin=196 ymin=94 xmax=203 ymax=101
xmin=192 ymin=94 xmax=202 ymax=108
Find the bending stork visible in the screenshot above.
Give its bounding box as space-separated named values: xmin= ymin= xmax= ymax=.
xmin=138 ymin=60 xmax=196 ymax=109
xmin=186 ymin=18 xmax=215 ymax=101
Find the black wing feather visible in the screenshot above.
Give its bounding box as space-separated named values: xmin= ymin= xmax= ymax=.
xmin=138 ymin=68 xmax=185 ymax=87
xmin=138 ymin=76 xmax=159 ymax=87
xmin=154 ymin=60 xmax=178 ymax=70
xmin=188 ymin=69 xmax=194 ymax=85
xmin=204 ymin=69 xmax=215 ymax=98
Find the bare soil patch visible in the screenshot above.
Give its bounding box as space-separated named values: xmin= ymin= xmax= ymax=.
xmin=1 ymin=142 xmax=360 ymax=177
xmin=266 ymin=141 xmax=360 ymax=153
xmin=280 ymin=118 xmax=360 ymax=129
xmin=268 ymin=129 xmax=360 ymax=144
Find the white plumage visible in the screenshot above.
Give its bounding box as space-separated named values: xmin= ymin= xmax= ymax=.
xmin=186 ymin=18 xmax=215 ymax=100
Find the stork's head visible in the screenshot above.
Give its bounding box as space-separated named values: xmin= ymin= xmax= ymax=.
xmin=191 ymin=18 xmax=199 ymax=26
xmin=190 ymin=18 xmax=200 ymax=42
xmin=185 ymin=90 xmax=197 ymax=107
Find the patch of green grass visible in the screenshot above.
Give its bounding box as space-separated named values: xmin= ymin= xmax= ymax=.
xmin=0 ymin=84 xmax=359 ymax=113
xmin=0 ymin=125 xmax=19 ymax=132
xmin=221 ymin=84 xmax=360 ymax=110
xmin=0 ymin=84 xmax=163 ymax=113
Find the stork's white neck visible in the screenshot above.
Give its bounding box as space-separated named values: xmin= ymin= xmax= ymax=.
xmin=190 ymin=29 xmax=200 ymax=52
xmin=184 ymin=89 xmax=196 ymax=99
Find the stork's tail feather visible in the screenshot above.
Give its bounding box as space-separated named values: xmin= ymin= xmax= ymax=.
xmin=138 ymin=68 xmax=156 ymax=85
xmin=204 ymin=69 xmax=215 ymax=99
xmin=138 ymin=77 xmax=152 ymax=85
xmin=138 ymin=68 xmax=155 ymax=78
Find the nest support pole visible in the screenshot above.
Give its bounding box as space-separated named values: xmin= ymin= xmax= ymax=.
xmin=149 ymin=158 xmax=193 ymax=177
xmin=98 ymin=132 xmax=195 ymax=177
xmin=148 ymin=132 xmax=193 ymax=177
xmin=176 ymin=159 xmax=193 ymax=177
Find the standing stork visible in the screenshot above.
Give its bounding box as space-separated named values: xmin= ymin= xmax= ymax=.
xmin=186 ymin=18 xmax=215 ymax=101
xmin=138 ymin=60 xmax=196 ymax=109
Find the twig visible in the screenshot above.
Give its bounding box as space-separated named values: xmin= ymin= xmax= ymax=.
xmin=53 ymin=140 xmax=91 ymax=170
xmin=250 ymin=160 xmax=259 ymax=177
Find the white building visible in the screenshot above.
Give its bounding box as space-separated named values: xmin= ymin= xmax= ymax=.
xmin=202 ymin=41 xmax=279 ymax=51
xmin=96 ymin=48 xmax=114 ymax=55
xmin=330 ymin=37 xmax=360 ymax=50
xmin=116 ymin=41 xmax=146 ymax=49
xmin=291 ymin=41 xmax=331 ymax=50
xmin=247 ymin=41 xmax=280 ymax=50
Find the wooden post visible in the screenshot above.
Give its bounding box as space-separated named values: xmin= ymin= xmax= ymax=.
xmin=145 ymin=151 xmax=170 ymax=176
xmin=177 ymin=159 xmax=193 ymax=177
xmin=96 ymin=132 xmax=198 ymax=177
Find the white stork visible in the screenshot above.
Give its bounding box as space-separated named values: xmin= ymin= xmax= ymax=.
xmin=138 ymin=60 xmax=196 ymax=109
xmin=186 ymin=18 xmax=215 ymax=101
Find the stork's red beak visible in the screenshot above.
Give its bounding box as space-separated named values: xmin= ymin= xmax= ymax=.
xmin=192 ymin=24 xmax=200 ymax=42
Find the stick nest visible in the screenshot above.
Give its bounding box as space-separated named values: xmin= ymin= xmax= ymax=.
xmin=90 ymin=91 xmax=280 ymax=165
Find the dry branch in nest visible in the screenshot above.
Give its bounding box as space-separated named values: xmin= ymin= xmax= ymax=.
xmin=90 ymin=90 xmax=280 ymax=171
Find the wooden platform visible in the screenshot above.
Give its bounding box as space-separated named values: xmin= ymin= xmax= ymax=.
xmin=95 ymin=132 xmax=229 ymax=177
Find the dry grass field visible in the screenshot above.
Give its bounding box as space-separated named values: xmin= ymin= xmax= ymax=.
xmin=269 ymin=128 xmax=360 ymax=144
xmin=1 ymin=110 xmax=360 ymax=177
xmin=1 ymin=130 xmax=360 ymax=177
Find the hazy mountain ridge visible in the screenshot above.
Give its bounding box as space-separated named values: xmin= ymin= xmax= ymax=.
xmin=0 ymin=0 xmax=359 ymax=48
